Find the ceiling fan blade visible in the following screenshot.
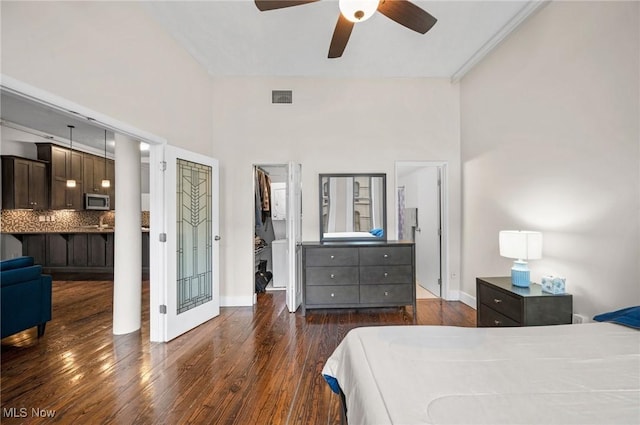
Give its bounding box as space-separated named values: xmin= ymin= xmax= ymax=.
xmin=254 ymin=0 xmax=320 ymax=12
xmin=328 ymin=14 xmax=355 ymax=58
xmin=377 ymin=0 xmax=437 ymax=34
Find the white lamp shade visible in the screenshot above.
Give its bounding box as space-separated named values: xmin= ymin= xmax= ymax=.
xmin=499 ymin=230 xmax=542 ymax=260
xmin=339 ymin=0 xmax=379 ymax=22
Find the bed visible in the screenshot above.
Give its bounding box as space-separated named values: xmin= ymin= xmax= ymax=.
xmin=322 ymin=315 xmax=640 ymax=424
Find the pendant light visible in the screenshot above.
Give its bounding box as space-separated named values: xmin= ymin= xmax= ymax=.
xmin=66 ymin=125 xmax=76 ymax=188
xmin=101 ymin=130 xmax=111 ymax=188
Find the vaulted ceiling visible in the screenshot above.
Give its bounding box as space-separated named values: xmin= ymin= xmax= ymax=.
xmin=1 ymin=1 xmax=546 ymax=153
xmin=144 ymin=0 xmax=546 ymax=79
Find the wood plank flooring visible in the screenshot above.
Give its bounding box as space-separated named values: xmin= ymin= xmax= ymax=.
xmin=1 ymin=279 xmax=476 ymax=424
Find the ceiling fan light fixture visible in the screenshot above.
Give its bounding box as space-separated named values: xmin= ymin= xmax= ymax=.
xmin=339 ymin=0 xmax=378 ymax=23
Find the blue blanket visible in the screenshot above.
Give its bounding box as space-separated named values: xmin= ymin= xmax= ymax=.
xmin=593 ymin=306 xmax=640 ymax=329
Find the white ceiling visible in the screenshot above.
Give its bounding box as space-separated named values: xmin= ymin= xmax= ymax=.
xmin=143 ymin=0 xmax=541 ymax=78
xmin=0 ymin=0 xmax=544 ymax=155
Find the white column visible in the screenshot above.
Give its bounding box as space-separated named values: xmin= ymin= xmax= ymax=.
xmin=113 ymin=134 xmax=142 ymax=335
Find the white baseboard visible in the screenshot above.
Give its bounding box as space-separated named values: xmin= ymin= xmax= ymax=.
xmin=459 ymin=291 xmax=477 ymax=310
xmin=220 ymin=295 xmax=253 ymax=307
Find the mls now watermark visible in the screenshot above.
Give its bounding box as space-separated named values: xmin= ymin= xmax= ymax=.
xmin=3 ymin=407 xmax=57 ymax=418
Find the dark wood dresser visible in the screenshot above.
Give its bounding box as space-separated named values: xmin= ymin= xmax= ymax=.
xmin=302 ymin=241 xmax=416 ymax=316
xmin=476 ymin=276 xmax=573 ymax=327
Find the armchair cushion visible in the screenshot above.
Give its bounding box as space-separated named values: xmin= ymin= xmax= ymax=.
xmin=0 ymin=256 xmax=34 ymax=271
xmin=1 ymin=265 xmax=44 ymax=287
xmin=1 ymin=256 xmax=52 ymax=339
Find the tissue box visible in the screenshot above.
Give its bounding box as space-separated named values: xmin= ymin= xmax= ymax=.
xmin=541 ymin=276 xmax=566 ymax=294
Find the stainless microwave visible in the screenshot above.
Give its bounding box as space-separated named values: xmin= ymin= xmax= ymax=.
xmin=84 ymin=193 xmax=110 ymax=210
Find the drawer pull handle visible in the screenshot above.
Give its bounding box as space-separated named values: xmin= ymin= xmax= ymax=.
xmin=330 ymin=293 xmax=335 ymax=297
xmin=384 ymin=272 xmax=388 ymax=277
xmin=494 ymin=320 xmax=502 ymax=325
xmin=330 ymin=274 xmax=335 ymax=279
xmin=383 ymin=254 xmax=389 ymax=258
xmin=330 ymin=255 xmax=335 ymax=259
xmin=384 ymin=291 xmax=389 ymax=296
xmin=493 ymin=298 xmax=502 ymax=304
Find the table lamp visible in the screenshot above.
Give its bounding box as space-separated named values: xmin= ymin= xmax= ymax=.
xmin=499 ymin=230 xmax=542 ymax=287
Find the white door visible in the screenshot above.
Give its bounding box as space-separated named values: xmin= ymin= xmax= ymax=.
xmin=415 ymin=167 xmax=441 ymax=297
xmin=150 ymin=144 xmax=220 ymax=342
xmin=286 ymin=161 xmax=302 ymax=312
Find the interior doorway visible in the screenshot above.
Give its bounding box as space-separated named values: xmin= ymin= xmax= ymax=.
xmin=396 ymin=161 xmax=447 ymax=299
xmin=254 ymin=164 xmax=288 ymax=295
xmin=253 ymin=162 xmax=303 ymax=313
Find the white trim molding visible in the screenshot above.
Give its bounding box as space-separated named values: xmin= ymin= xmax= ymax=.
xmin=0 ymin=74 xmax=165 ymax=146
xmin=450 ymin=0 xmax=550 ymax=83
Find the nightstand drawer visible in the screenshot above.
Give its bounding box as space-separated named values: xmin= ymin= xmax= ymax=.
xmin=360 ymin=284 xmax=413 ymax=304
xmin=359 ymin=246 xmax=413 ymax=266
xmin=359 ymin=265 xmax=413 ymax=284
xmin=306 ymin=266 xmax=358 ymax=286
xmin=476 ymin=277 xmax=573 ymax=328
xmin=478 ymin=281 xmax=521 ymax=321
xmin=306 ymin=285 xmax=359 ymax=305
xmin=305 ymin=247 xmax=359 ymax=267
xmin=478 ymin=303 xmax=520 ymax=327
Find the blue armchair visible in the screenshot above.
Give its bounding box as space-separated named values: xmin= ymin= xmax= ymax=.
xmin=1 ymin=256 xmax=52 ymax=339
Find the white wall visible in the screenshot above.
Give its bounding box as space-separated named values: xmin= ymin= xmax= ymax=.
xmin=212 ymin=77 xmax=461 ymax=305
xmin=1 ymin=2 xmax=463 ymax=308
xmin=460 ymin=1 xmax=640 ymax=319
xmin=1 ymin=1 xmax=212 ymax=155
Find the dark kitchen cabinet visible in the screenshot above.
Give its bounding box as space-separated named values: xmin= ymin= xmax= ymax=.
xmin=142 ymin=232 xmax=149 ymax=270
xmin=46 ymin=234 xmax=68 ymax=267
xmin=37 ymin=144 xmax=84 ymax=209
xmin=1 ymin=156 xmax=48 ymax=209
xmin=84 ymin=153 xmax=115 ymax=210
xmin=106 ymin=234 xmax=114 ymax=267
xmin=87 ymin=233 xmax=109 ymax=267
xmin=20 ymin=234 xmax=46 ymax=266
xmin=68 ymin=234 xmax=88 ymax=267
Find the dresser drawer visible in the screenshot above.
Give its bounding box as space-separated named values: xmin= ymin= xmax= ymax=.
xmin=360 ymin=284 xmax=413 ymax=304
xmin=478 ymin=281 xmax=521 ymax=322
xmin=478 ymin=303 xmax=520 ymax=327
xmin=359 ymin=265 xmax=413 ymax=285
xmin=306 ymin=285 xmax=359 ymax=305
xmin=359 ymin=246 xmax=413 ymax=266
xmin=305 ymin=266 xmax=358 ymax=286
xmin=305 ymin=247 xmax=359 ymax=267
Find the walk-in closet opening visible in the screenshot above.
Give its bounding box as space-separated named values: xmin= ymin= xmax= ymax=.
xmin=253 ymin=164 xmax=289 ymax=298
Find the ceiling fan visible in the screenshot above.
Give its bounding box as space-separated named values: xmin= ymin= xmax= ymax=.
xmin=254 ymin=0 xmax=437 ymax=58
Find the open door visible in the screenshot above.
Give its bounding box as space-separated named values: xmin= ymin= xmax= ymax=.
xmin=150 ymin=144 xmax=220 ymax=342
xmin=286 ymin=161 xmax=302 ymax=312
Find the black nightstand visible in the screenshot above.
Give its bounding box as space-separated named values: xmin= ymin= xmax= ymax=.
xmin=476 ymin=276 xmax=573 ymax=327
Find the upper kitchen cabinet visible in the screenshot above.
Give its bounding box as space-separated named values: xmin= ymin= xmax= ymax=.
xmin=1 ymin=155 xmax=48 ymax=209
xmin=83 ymin=153 xmax=115 ymax=210
xmin=36 ymin=143 xmax=84 ymax=209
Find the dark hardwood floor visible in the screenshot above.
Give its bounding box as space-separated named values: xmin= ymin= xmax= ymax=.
xmin=1 ymin=279 xmax=476 ymax=424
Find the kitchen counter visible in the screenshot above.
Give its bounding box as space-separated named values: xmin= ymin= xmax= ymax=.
xmin=3 ymin=227 xmax=150 ymax=234
xmin=4 ymin=229 xmax=150 ymax=275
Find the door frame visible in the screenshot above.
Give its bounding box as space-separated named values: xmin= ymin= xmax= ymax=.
xmin=150 ymin=145 xmax=220 ymax=342
xmin=252 ymin=162 xmax=302 ymax=312
xmin=1 ymin=75 xmax=167 ymax=340
xmin=395 ymin=161 xmax=449 ymax=300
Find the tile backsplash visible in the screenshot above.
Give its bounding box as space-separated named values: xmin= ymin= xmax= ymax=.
xmin=1 ymin=210 xmax=150 ymax=233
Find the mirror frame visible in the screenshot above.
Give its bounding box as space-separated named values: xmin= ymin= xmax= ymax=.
xmin=319 ymin=173 xmax=387 ymax=243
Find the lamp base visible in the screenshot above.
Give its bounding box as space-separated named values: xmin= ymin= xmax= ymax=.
xmin=511 ymin=260 xmax=530 ymax=287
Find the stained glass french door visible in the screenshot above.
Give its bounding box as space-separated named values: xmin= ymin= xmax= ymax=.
xmin=150 ymin=145 xmax=219 ymax=342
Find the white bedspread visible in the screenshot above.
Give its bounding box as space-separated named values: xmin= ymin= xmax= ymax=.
xmin=322 ymin=323 xmax=640 ymax=424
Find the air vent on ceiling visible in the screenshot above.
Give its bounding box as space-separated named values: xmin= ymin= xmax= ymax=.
xmin=272 ymin=90 xmax=292 ymax=104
